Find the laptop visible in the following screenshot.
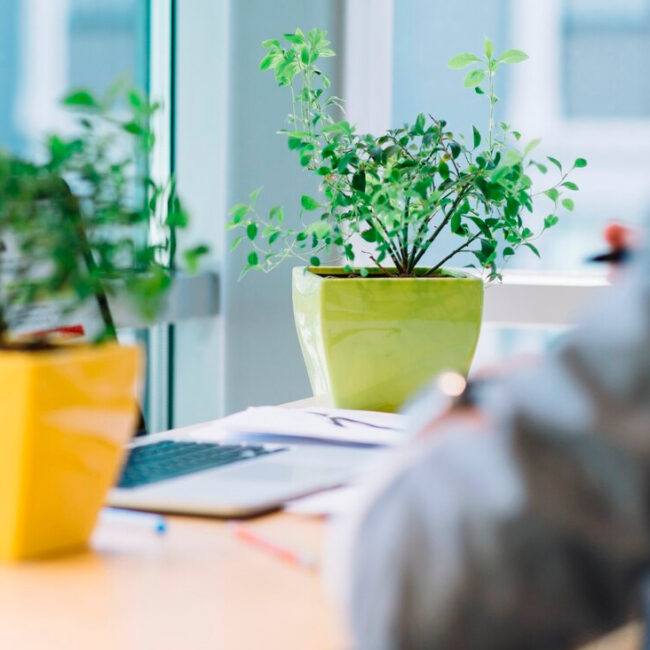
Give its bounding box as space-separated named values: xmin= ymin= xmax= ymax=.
xmin=108 ymin=430 xmax=382 ymax=518
xmin=82 ymin=275 xmax=386 ymax=517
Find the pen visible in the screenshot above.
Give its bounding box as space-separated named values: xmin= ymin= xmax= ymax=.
xmin=587 ymin=248 xmax=630 ymax=264
xmin=100 ymin=507 xmax=168 ymax=534
xmin=229 ymin=523 xmax=318 ymax=570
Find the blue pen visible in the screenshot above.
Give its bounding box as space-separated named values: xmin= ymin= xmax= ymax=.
xmin=100 ymin=507 xmax=167 ymax=534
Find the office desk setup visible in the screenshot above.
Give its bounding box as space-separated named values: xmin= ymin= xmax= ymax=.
xmin=0 ymin=403 xmax=642 ymax=650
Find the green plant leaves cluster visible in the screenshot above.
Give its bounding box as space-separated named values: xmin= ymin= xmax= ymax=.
xmin=0 ymin=82 xmax=208 ymax=344
xmin=229 ymin=30 xmax=585 ymax=279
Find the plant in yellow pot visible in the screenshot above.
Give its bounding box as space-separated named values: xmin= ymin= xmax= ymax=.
xmin=0 ymin=85 xmax=205 ymax=560
xmin=230 ymin=30 xmax=585 ymax=411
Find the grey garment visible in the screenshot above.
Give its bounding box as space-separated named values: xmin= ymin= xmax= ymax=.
xmin=340 ymin=247 xmax=650 ymax=649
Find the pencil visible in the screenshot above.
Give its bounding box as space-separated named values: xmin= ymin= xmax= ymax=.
xmin=230 ymin=523 xmax=318 ymax=570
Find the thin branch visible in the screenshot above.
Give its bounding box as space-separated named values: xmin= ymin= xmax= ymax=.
xmin=409 ymin=183 xmax=472 ymax=270
xmin=424 ymin=232 xmax=481 ymax=276
xmin=369 ymin=254 xmax=397 ymax=277
xmin=367 ymin=216 xmax=404 ymax=272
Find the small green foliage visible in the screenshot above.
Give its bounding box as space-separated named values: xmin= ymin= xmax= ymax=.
xmin=0 ymin=85 xmax=207 ymax=345
xmin=228 ymin=30 xmax=585 ymax=280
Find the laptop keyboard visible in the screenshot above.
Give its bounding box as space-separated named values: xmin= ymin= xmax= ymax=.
xmin=116 ymin=440 xmax=283 ymax=489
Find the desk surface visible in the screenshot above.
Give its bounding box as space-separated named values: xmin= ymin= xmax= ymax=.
xmin=0 ymin=405 xmax=642 ymax=650
xmin=0 ymin=512 xmax=345 ymax=650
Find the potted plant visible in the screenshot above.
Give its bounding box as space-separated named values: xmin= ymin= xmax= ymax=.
xmin=0 ymin=84 xmax=205 ymax=560
xmin=229 ymin=30 xmax=585 ymax=411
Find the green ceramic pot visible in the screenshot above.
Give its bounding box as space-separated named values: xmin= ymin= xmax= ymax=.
xmin=292 ymin=266 xmax=484 ymax=412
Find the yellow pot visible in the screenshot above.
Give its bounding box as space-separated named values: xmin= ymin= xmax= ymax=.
xmin=293 ymin=267 xmax=484 ymax=412
xmin=0 ymin=342 xmax=141 ymax=560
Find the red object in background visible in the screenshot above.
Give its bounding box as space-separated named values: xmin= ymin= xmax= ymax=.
xmin=604 ymin=223 xmax=629 ymax=252
xmin=26 ymin=324 xmax=85 ymax=340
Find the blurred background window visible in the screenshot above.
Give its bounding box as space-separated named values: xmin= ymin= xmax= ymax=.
xmin=563 ymin=0 xmax=650 ymax=118
xmin=392 ymin=0 xmax=650 ymax=273
xmin=0 ymin=0 xmax=155 ymax=422
xmin=2 ymin=0 xmax=147 ymax=157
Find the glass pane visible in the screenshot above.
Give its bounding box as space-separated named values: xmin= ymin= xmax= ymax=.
xmin=0 ymin=0 xmax=153 ymax=422
xmin=392 ymin=0 xmax=650 ymax=274
xmin=2 ymin=0 xmax=147 ymax=157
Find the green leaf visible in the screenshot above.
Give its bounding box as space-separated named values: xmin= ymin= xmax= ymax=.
xmin=62 ymin=89 xmax=98 ymax=108
xmin=484 ymin=37 xmax=494 ymax=59
xmin=547 ymin=156 xmax=563 ymax=172
xmin=310 ymin=256 xmax=321 ymax=267
xmin=524 ymin=138 xmax=542 ymax=156
xmin=283 ymin=32 xmax=304 ymax=44
xmin=472 ymin=126 xmax=481 ymax=149
xmin=229 ymin=203 xmax=249 ymax=222
xmin=124 ymin=119 xmax=145 ymax=134
xmin=301 ymin=195 xmax=320 ymax=211
xmin=562 ymin=198 xmax=575 ymax=211
xmin=447 ymin=52 xmax=481 ymax=69
xmin=259 ymin=54 xmax=275 ymax=71
xmin=183 ymin=245 xmax=210 ymax=272
xmin=497 ymin=49 xmax=529 ymax=64
xmin=524 ymin=242 xmax=540 ymax=257
xmin=469 ymin=216 xmax=492 ymax=238
xmin=574 ymin=157 xmax=588 ymax=168
xmin=464 ymin=69 xmax=486 ymax=88
xmin=306 ymin=221 xmax=330 ymax=238
xmin=247 ymin=223 xmax=258 ymax=240
xmin=544 ymin=215 xmax=559 ymax=228
xmin=352 ymin=171 xmax=366 ymax=192
xmin=562 ymin=181 xmax=579 ymax=191
xmin=450 ymin=212 xmax=462 ymax=233
xmin=166 ymin=208 xmax=189 ymax=228
xmin=247 ymin=251 xmax=259 ymax=266
xmin=262 ymin=38 xmax=281 ymax=49
xmin=269 ymin=205 xmax=284 ymax=222
xmin=503 ymin=246 xmax=515 ymax=257
xmin=231 ymin=235 xmax=244 ymax=251
xmin=301 ymin=46 xmax=310 ymax=64
xmin=128 ymin=90 xmax=144 ymax=108
xmin=545 ymin=188 xmax=560 ymax=202
xmin=503 ymin=149 xmax=522 ymax=166
xmin=361 ymin=228 xmax=378 ymax=243
xmin=249 ymin=186 xmax=262 ymax=203
xmin=414 ymin=112 xmax=426 ymax=134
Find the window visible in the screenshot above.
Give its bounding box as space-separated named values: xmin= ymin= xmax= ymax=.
xmin=1 ymin=0 xmax=164 ymax=425
xmin=389 ymin=0 xmax=650 ymax=273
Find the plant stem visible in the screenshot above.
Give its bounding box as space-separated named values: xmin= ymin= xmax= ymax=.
xmin=488 ymin=62 xmax=495 ymax=155
xmin=409 ymin=183 xmax=471 ymax=270
xmin=400 ymin=198 xmax=410 ymax=267
xmin=369 ymin=254 xmax=397 ymax=277
xmin=367 ymin=216 xmax=404 ymax=272
xmin=425 ymin=232 xmax=481 ymax=276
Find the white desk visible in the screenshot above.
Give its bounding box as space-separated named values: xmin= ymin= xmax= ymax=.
xmin=0 ymin=405 xmax=641 ymax=649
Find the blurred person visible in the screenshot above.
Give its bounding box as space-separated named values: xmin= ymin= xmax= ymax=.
xmin=334 ymin=226 xmax=650 ymax=649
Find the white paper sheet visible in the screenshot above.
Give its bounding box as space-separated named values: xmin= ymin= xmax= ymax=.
xmin=207 ymin=406 xmax=408 ymax=447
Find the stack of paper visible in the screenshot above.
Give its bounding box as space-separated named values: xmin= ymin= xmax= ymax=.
xmin=214 ymin=406 xmax=407 ymax=448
